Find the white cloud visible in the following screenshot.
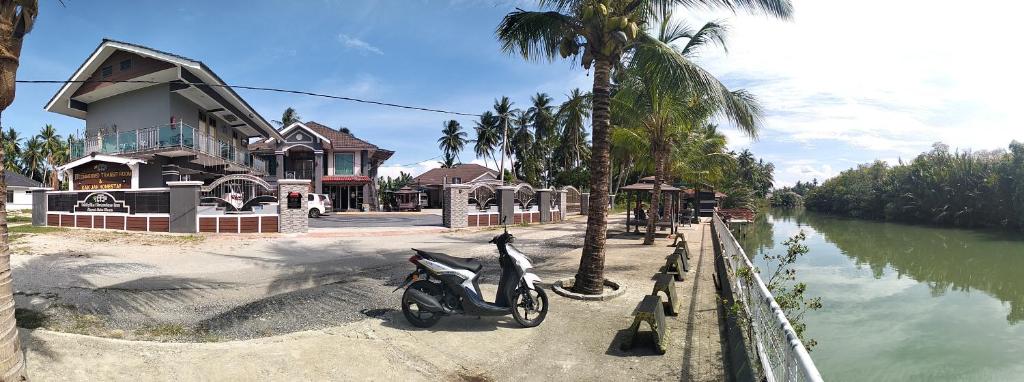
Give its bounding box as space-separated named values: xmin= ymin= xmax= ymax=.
xmin=337 ymin=34 xmax=384 ymax=55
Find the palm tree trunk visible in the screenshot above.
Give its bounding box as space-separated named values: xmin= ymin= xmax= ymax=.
xmin=574 ymin=59 xmax=613 ymax=295
xmin=644 ymin=145 xmax=665 ymax=245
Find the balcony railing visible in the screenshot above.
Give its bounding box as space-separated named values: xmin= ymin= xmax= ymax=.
xmin=70 ymin=122 xmax=266 ymax=173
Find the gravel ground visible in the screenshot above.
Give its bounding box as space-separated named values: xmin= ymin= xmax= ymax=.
xmin=11 ymin=222 xmax=585 ymax=341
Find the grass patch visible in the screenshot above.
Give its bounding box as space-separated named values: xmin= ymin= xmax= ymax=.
xmin=8 ymin=225 xmax=65 ymax=234
xmin=14 ymin=308 xmax=48 ymax=329
xmin=135 ymin=324 xmax=187 ymax=339
xmin=6 ymin=215 xmax=31 ymax=223
xmin=68 ymin=314 xmax=106 ymax=335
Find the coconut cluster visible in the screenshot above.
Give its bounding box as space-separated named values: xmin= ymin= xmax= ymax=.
xmin=562 ymin=1 xmax=641 ymax=69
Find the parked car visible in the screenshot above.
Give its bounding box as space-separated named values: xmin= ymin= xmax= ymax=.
xmin=308 ymin=194 xmax=332 ymax=218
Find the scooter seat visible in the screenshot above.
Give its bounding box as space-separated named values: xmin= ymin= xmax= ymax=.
xmin=414 ymin=249 xmax=483 ymax=273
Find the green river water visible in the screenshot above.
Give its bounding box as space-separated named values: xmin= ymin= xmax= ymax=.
xmin=734 ymin=209 xmax=1024 ymax=381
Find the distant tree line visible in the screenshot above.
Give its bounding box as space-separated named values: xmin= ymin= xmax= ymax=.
xmin=805 ymin=142 xmax=1024 ymax=231
xmin=2 ymin=125 xmax=71 ymax=189
xmin=770 ymin=179 xmax=818 ymax=208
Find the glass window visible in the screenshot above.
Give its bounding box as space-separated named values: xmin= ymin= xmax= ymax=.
xmin=5 ymin=191 xmax=12 ymax=203
xmin=334 ymin=153 xmax=354 ymax=175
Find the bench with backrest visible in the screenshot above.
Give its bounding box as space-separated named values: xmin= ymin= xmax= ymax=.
xmin=621 ymin=294 xmax=668 ymax=354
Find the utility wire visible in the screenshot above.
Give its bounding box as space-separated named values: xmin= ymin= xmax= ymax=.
xmin=16 ymin=79 xmax=483 ymax=117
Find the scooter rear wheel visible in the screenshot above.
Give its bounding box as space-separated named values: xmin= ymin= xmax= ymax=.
xmin=402 ymin=280 xmax=443 ymax=328
xmin=511 ymin=285 xmax=548 ymax=328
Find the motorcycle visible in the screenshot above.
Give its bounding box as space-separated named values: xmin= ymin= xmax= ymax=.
xmin=395 ymin=222 xmax=548 ymax=328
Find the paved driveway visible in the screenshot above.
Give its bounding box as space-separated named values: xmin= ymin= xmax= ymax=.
xmin=309 ymin=213 xmax=442 ymax=228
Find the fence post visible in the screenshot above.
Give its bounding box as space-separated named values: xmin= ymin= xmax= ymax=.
xmin=580 ymin=192 xmax=590 ymax=215
xmin=442 ymin=184 xmax=469 ymax=228
xmin=536 ymin=189 xmax=552 ymax=223
xmin=30 ymin=188 xmax=51 ymax=227
xmin=557 ymin=189 xmax=568 ymax=220
xmin=168 ymin=181 xmax=202 ymax=233
xmin=278 ymin=179 xmax=311 ymax=233
xmin=497 ymin=186 xmax=516 ymax=225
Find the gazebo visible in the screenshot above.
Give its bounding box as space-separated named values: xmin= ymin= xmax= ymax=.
xmin=384 ymin=187 xmax=422 ymax=212
xmin=622 ymin=177 xmax=683 ymax=234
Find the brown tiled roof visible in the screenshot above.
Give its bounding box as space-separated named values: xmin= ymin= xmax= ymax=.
xmin=248 ymin=121 xmax=394 ymax=163
xmin=412 ymin=164 xmax=497 ymax=186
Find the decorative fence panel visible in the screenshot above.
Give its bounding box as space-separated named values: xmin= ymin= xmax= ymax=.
xmin=712 ymin=213 xmax=823 ymax=382
xmin=562 ymin=186 xmax=581 ymax=214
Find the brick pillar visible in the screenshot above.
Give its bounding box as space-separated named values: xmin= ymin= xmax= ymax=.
xmin=313 ymin=152 xmax=323 ymax=194
xmin=167 ymin=181 xmax=202 ymax=233
xmin=278 ymin=179 xmax=311 ymax=233
xmin=442 ymin=184 xmax=469 ymax=228
xmin=497 ymin=186 xmax=515 ymax=225
xmin=581 ymin=192 xmax=590 ymax=216
xmin=536 ymin=189 xmax=552 ymax=222
xmin=31 ymin=188 xmax=51 ymax=227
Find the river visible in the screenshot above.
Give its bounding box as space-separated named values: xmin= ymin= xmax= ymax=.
xmin=733 ymin=209 xmax=1024 ymax=381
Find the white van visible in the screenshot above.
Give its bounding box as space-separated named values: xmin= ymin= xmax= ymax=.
xmin=308 ymin=194 xmax=332 ymax=218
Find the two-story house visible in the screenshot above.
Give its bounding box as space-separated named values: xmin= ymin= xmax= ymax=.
xmin=249 ymin=121 xmax=393 ymax=211
xmin=47 ymin=39 xmax=280 ymax=188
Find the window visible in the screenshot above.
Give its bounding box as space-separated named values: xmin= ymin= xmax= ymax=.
xmin=5 ymin=191 xmax=12 ymax=204
xmin=119 ymin=59 xmax=132 ymax=71
xmin=451 ymin=177 xmax=462 ymax=184
xmin=308 ymin=194 xmax=315 ymax=201
xmin=334 ymin=153 xmax=354 ymax=175
xmin=100 ymin=66 xmax=113 ymax=78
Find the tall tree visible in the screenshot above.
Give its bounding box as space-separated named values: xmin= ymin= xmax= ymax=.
xmin=39 ymin=123 xmax=62 ymax=189
xmin=20 ymin=136 xmax=41 ymax=182
xmin=0 ymin=0 xmax=37 ymax=379
xmin=528 ymin=93 xmax=557 ymax=186
xmin=497 ymin=0 xmax=792 ymax=294
xmin=437 ymin=120 xmax=468 ymax=164
xmin=473 ymin=111 xmax=501 ymax=170
xmin=554 ymin=89 xmax=591 ymax=172
xmin=511 ymin=110 xmax=537 ymax=183
xmin=1 ymin=128 xmax=19 ymax=172
xmin=273 ymin=107 xmax=301 ymax=127
xmin=493 ymin=96 xmax=517 ymax=182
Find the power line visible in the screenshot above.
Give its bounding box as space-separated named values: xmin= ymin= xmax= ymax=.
xmin=16 ymin=79 xmax=483 ymax=117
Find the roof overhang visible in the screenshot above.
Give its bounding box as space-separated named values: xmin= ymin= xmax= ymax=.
xmin=275 ymin=122 xmax=332 ymax=145
xmin=44 ymin=39 xmax=281 ymax=140
xmin=57 ymin=153 xmax=147 ymax=172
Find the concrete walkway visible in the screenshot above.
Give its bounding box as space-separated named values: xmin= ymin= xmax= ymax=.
xmin=20 ymin=218 xmax=727 ymax=381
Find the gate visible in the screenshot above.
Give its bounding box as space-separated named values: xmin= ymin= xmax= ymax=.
xmin=562 ymin=186 xmax=581 ymax=214
xmin=200 ymin=174 xmax=277 ymax=212
xmin=513 ymin=183 xmax=535 ymax=209
xmin=468 ymin=183 xmax=496 ymax=211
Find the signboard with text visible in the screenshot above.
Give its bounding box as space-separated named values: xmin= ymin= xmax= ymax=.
xmin=74 ymin=192 xmax=130 ymax=213
xmin=73 ymin=162 xmax=132 ymax=191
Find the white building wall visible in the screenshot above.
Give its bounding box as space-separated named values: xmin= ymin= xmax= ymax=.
xmin=6 ymin=187 xmax=33 ymax=211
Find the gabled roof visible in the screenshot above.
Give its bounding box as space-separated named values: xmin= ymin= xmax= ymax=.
xmin=56 ymin=153 xmax=147 ymax=172
xmin=45 ymin=39 xmax=279 ymax=140
xmin=2 ymin=172 xmax=44 ymax=188
xmin=248 ymin=121 xmax=394 ymax=163
xmin=412 ymin=164 xmax=497 ymax=186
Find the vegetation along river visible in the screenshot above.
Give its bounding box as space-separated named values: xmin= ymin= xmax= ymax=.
xmin=734 ymin=209 xmax=1024 ymax=381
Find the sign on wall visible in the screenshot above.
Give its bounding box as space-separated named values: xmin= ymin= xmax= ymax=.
xmin=74 ymin=192 xmax=130 ymax=213
xmin=73 ymin=162 xmax=132 ymax=190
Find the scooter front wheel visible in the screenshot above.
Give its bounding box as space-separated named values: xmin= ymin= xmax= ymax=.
xmin=511 ymin=285 xmax=548 ymax=328
xmin=402 ymin=281 xmax=443 ymax=328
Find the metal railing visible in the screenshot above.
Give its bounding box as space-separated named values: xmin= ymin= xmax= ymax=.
xmin=712 ymin=213 xmax=823 ymax=382
xmin=69 ymin=122 xmax=266 ymax=173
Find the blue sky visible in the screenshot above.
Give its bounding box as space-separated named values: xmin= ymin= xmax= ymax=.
xmin=9 ymin=0 xmax=1021 ymax=186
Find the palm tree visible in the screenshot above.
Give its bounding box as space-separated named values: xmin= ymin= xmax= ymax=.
xmin=0 ymin=1 xmax=38 ymax=378
xmin=497 ymin=0 xmax=792 ymax=294
xmin=39 ymin=123 xmax=62 ymax=189
xmin=437 ymin=120 xmax=468 ymax=164
xmin=473 ymin=111 xmax=501 ymax=170
xmin=1 ymin=128 xmax=20 ymax=173
xmin=493 ymin=97 xmax=517 ymax=182
xmin=511 ymin=110 xmax=535 ymax=182
xmin=21 ymin=137 xmax=42 ymax=182
xmin=528 ymin=93 xmax=557 ymax=186
xmin=273 ymin=107 xmax=301 ymax=127
xmin=555 ymin=89 xmax=591 ymax=172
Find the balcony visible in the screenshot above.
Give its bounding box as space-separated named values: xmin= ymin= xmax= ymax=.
xmin=70 ymin=122 xmax=267 ymax=174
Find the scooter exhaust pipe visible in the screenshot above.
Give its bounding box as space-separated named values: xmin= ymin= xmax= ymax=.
xmin=406 ymin=289 xmax=446 ymax=313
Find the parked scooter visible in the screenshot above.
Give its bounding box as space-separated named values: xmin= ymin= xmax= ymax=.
xmin=395 ymin=219 xmax=548 ymax=328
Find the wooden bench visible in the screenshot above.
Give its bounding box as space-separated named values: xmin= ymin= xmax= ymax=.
xmin=652 ymin=273 xmax=681 ymax=316
xmin=620 ymin=295 xmax=668 ymax=354
xmin=663 ymin=253 xmax=686 ymax=281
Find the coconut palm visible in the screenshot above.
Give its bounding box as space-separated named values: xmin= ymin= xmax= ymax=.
xmin=21 ymin=137 xmax=42 ymax=182
xmin=437 ymin=120 xmax=468 ymax=164
xmin=497 ymin=0 xmax=791 ymax=294
xmin=528 ymin=93 xmax=557 ymax=186
xmin=0 ymin=1 xmax=37 ymax=378
xmin=39 ymin=123 xmax=63 ymax=189
xmin=1 ymin=128 xmax=20 ymax=172
xmin=473 ymin=111 xmax=501 ymax=170
xmin=273 ymin=107 xmax=301 ymax=127
xmin=554 ymin=88 xmax=591 ymax=174
xmin=493 ymin=97 xmax=518 ymax=181
xmin=511 ymin=110 xmax=536 ymax=183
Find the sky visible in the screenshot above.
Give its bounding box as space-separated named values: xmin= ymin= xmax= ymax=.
xmin=7 ymin=0 xmax=1023 ymax=187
